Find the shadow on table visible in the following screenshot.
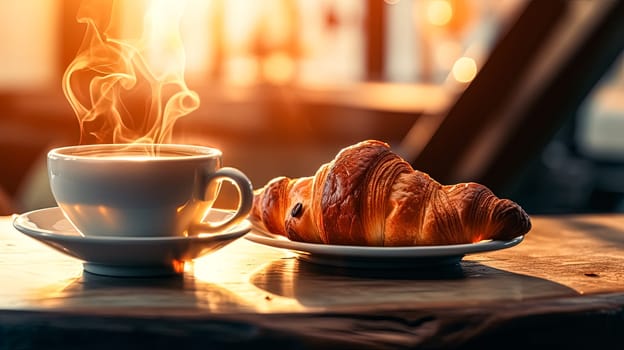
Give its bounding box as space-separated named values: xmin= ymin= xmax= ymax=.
xmin=249 ymin=258 xmax=578 ymax=308
xmin=562 ymin=216 xmax=624 ymax=246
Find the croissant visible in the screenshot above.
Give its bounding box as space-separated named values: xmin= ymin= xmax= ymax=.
xmin=250 ymin=140 xmax=531 ymax=246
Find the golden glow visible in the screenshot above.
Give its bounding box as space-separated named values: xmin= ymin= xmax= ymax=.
xmin=223 ymin=0 xmax=262 ymax=53
xmin=62 ymin=0 xmax=199 ymax=145
xmin=96 ymin=205 xmax=108 ymax=215
xmin=172 ymin=259 xmax=186 ymax=274
xmin=71 ymin=204 xmax=83 ymax=215
xmin=471 ymin=234 xmax=483 ymax=243
xmin=452 ymin=56 xmax=477 ymax=83
xmin=225 ymin=56 xmax=259 ymax=86
xmin=262 ymin=52 xmax=295 ymax=85
xmin=192 ymin=239 xmax=305 ymax=312
xmin=95 ymin=205 xmax=118 ymax=227
xmin=426 ymin=0 xmax=453 ymax=26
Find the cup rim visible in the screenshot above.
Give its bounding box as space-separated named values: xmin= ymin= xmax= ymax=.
xmin=48 ymin=143 xmax=222 ymax=162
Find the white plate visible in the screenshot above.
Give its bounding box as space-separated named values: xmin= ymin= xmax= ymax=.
xmin=245 ymin=227 xmax=524 ymax=269
xmin=12 ymin=207 xmax=251 ymax=277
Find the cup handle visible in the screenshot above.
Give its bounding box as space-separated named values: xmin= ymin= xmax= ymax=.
xmin=189 ymin=167 xmax=253 ymax=234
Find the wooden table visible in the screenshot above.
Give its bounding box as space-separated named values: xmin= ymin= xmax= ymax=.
xmin=1 ymin=213 xmax=623 ymax=349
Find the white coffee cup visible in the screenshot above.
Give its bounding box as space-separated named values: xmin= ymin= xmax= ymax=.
xmin=47 ymin=143 xmax=254 ymax=238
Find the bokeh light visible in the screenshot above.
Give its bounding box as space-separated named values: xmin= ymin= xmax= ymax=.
xmin=426 ymin=0 xmax=453 ymax=26
xmin=262 ymin=51 xmax=296 ymax=85
xmin=452 ymin=56 xmax=477 ymax=83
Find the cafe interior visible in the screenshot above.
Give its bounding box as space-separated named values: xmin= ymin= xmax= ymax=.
xmin=0 ymin=0 xmax=623 ymax=218
xmin=1 ymin=1 xmax=624 ymax=348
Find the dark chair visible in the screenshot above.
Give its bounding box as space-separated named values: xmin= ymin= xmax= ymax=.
xmin=399 ymin=0 xmax=624 ymax=207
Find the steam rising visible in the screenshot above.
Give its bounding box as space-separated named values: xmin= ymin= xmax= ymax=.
xmin=62 ymin=0 xmax=199 ymax=144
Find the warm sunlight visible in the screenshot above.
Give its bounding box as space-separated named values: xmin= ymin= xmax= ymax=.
xmin=262 ymin=51 xmax=296 ymax=85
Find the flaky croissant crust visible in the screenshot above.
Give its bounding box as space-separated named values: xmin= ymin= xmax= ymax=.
xmin=250 ymin=140 xmax=531 ymax=246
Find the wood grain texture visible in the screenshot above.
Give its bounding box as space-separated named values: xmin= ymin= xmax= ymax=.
xmin=1 ymin=214 xmax=623 ymax=348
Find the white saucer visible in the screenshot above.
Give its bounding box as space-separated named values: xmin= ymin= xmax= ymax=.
xmin=246 ymin=226 xmax=524 ymax=269
xmin=12 ymin=207 xmax=251 ymax=277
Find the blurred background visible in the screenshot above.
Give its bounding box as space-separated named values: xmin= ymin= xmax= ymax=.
xmin=0 ymin=0 xmax=623 ymax=216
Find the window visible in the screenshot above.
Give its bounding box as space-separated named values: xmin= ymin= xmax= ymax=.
xmin=0 ymin=0 xmax=622 ymax=215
